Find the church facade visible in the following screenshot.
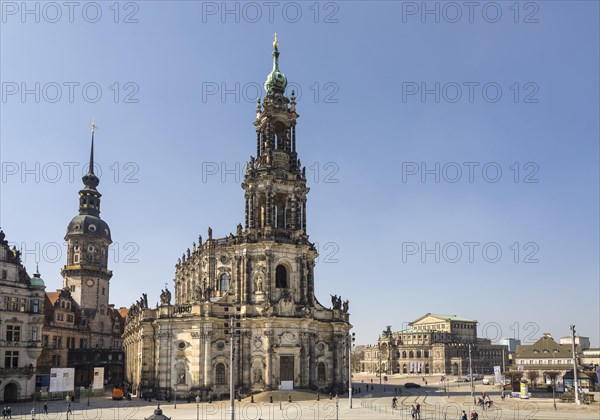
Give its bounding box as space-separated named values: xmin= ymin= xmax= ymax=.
xmin=122 ymin=39 xmax=352 ymax=399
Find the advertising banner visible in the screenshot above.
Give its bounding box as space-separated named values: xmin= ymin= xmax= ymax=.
xmin=49 ymin=368 xmax=75 ymax=393
xmin=494 ymin=366 xmax=502 ymax=383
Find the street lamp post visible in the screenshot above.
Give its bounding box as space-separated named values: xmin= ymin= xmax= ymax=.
xmin=468 ymin=343 xmax=475 ymax=405
xmin=335 ymin=394 xmax=339 ymax=420
xmin=377 ymin=343 xmax=382 ymax=388
xmin=196 ymin=394 xmax=201 ymax=420
xmin=225 ymin=306 xmax=241 ymax=420
xmin=570 ymin=325 xmax=580 ymax=405
xmin=229 ymin=316 xmax=234 ymax=420
xmin=552 ymin=377 xmax=557 ymax=410
xmin=348 ymin=332 xmax=355 ymax=409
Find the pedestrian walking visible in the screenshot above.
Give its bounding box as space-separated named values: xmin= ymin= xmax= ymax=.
xmin=6 ymin=406 xmax=11 ymax=419
xmin=67 ymin=403 xmax=72 ymax=415
xmin=416 ymin=402 xmax=421 ymax=419
xmin=31 ymin=407 xmax=36 ymax=420
xmin=2 ymin=406 xmax=6 ymax=419
xmin=410 ymin=405 xmax=417 ymax=419
xmin=43 ymin=403 xmax=48 ymax=416
xmin=460 ymin=410 xmax=468 ymax=420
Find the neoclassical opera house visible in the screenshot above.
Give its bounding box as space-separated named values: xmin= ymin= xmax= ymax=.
xmin=122 ymin=38 xmax=352 ymax=399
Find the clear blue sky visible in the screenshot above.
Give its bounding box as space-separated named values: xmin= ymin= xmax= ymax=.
xmin=1 ymin=1 xmax=598 ymax=347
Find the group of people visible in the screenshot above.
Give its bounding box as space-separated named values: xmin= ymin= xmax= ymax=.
xmin=391 ymin=399 xmax=422 ymax=419
xmin=460 ymin=409 xmax=479 ymax=419
xmin=477 ymin=392 xmax=493 ymax=409
xmin=1 ymin=406 xmax=12 ymax=419
xmin=409 ymin=403 xmax=421 ymax=419
xmin=29 ymin=403 xmax=52 ymax=419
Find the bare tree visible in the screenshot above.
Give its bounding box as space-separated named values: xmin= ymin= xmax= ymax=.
xmin=526 ymin=370 xmax=540 ymax=387
xmin=504 ymin=371 xmax=524 ymax=391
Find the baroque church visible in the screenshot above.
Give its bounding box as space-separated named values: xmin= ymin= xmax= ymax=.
xmin=122 ymin=38 xmax=352 ymax=399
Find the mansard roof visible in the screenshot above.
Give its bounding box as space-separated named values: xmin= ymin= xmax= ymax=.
xmin=515 ymin=334 xmax=572 ymax=358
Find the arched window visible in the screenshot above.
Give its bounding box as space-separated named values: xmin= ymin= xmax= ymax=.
xmin=317 ymin=362 xmax=326 ymax=382
xmin=402 ymin=351 xmax=407 ymax=359
xmin=215 ymin=363 xmax=226 ymax=385
xmin=424 ymin=350 xmax=429 ymax=358
xmin=219 ymin=273 xmax=229 ymax=291
xmin=416 ymin=350 xmax=421 ymax=358
xmin=275 ymin=265 xmax=287 ymax=288
xmin=409 ymin=351 xmax=414 ymax=358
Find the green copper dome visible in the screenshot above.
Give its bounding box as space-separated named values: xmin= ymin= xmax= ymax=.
xmin=30 ymin=265 xmax=45 ymax=288
xmin=264 ymin=35 xmax=287 ymax=95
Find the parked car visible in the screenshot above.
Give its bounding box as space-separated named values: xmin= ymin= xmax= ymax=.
xmin=482 ymin=378 xmax=491 ymax=385
xmin=404 ymin=383 xmax=421 ymax=388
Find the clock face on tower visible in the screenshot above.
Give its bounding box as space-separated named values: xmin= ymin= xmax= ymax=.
xmin=86 ymin=279 xmax=94 ymax=287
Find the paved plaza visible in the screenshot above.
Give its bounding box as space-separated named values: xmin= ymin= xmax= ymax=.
xmin=4 ymin=374 xmax=598 ymax=419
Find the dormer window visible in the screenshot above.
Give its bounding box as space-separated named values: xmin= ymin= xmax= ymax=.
xmin=88 ymin=224 xmax=96 ymax=232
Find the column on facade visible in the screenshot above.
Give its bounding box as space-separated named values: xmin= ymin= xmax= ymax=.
xmin=290 ymin=195 xmax=297 ymax=230
xmin=235 ymin=256 xmax=241 ymax=303
xmin=265 ymin=252 xmax=272 ymax=301
xmin=302 ymin=199 xmax=307 ymax=231
xmin=244 ymin=255 xmax=251 ymax=303
xmin=264 ymin=331 xmax=272 ymax=389
xmin=307 ymin=260 xmax=314 ymax=305
xmin=297 ymin=257 xmax=305 ymax=304
xmin=203 ymin=331 xmax=212 ymax=388
xmin=245 ymin=194 xmax=249 ymax=228
xmin=256 ymin=130 xmax=261 ymax=158
xmin=266 ymin=190 xmax=273 ymax=227
xmin=308 ymin=333 xmax=316 ymax=387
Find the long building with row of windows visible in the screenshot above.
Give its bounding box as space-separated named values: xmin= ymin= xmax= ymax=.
xmin=361 ymin=313 xmax=508 ymax=376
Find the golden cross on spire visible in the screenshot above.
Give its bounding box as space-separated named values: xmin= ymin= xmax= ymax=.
xmin=273 ymin=33 xmax=279 ymax=48
xmin=91 ymin=120 xmax=97 ymax=133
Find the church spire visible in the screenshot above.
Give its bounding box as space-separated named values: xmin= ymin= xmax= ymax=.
xmin=79 ymin=122 xmax=102 ymax=216
xmin=264 ymin=33 xmax=288 ymax=95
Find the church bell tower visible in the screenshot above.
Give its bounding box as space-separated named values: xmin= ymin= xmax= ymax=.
xmin=242 ymin=34 xmax=309 ymax=242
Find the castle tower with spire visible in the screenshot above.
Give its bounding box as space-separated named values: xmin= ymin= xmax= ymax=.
xmin=123 ymin=37 xmax=351 ymax=398
xmin=61 ymin=124 xmax=113 ymax=325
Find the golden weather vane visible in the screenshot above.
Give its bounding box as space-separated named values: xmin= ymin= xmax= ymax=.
xmin=273 ymin=33 xmax=279 ymax=48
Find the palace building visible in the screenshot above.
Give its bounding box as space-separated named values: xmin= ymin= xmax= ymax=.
xmin=122 ymin=38 xmax=352 ymax=399
xmin=36 ymin=127 xmax=126 ymax=387
xmin=0 ymin=231 xmax=46 ymax=402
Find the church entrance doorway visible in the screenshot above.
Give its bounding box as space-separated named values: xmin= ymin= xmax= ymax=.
xmin=280 ymin=356 xmax=294 ymax=382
